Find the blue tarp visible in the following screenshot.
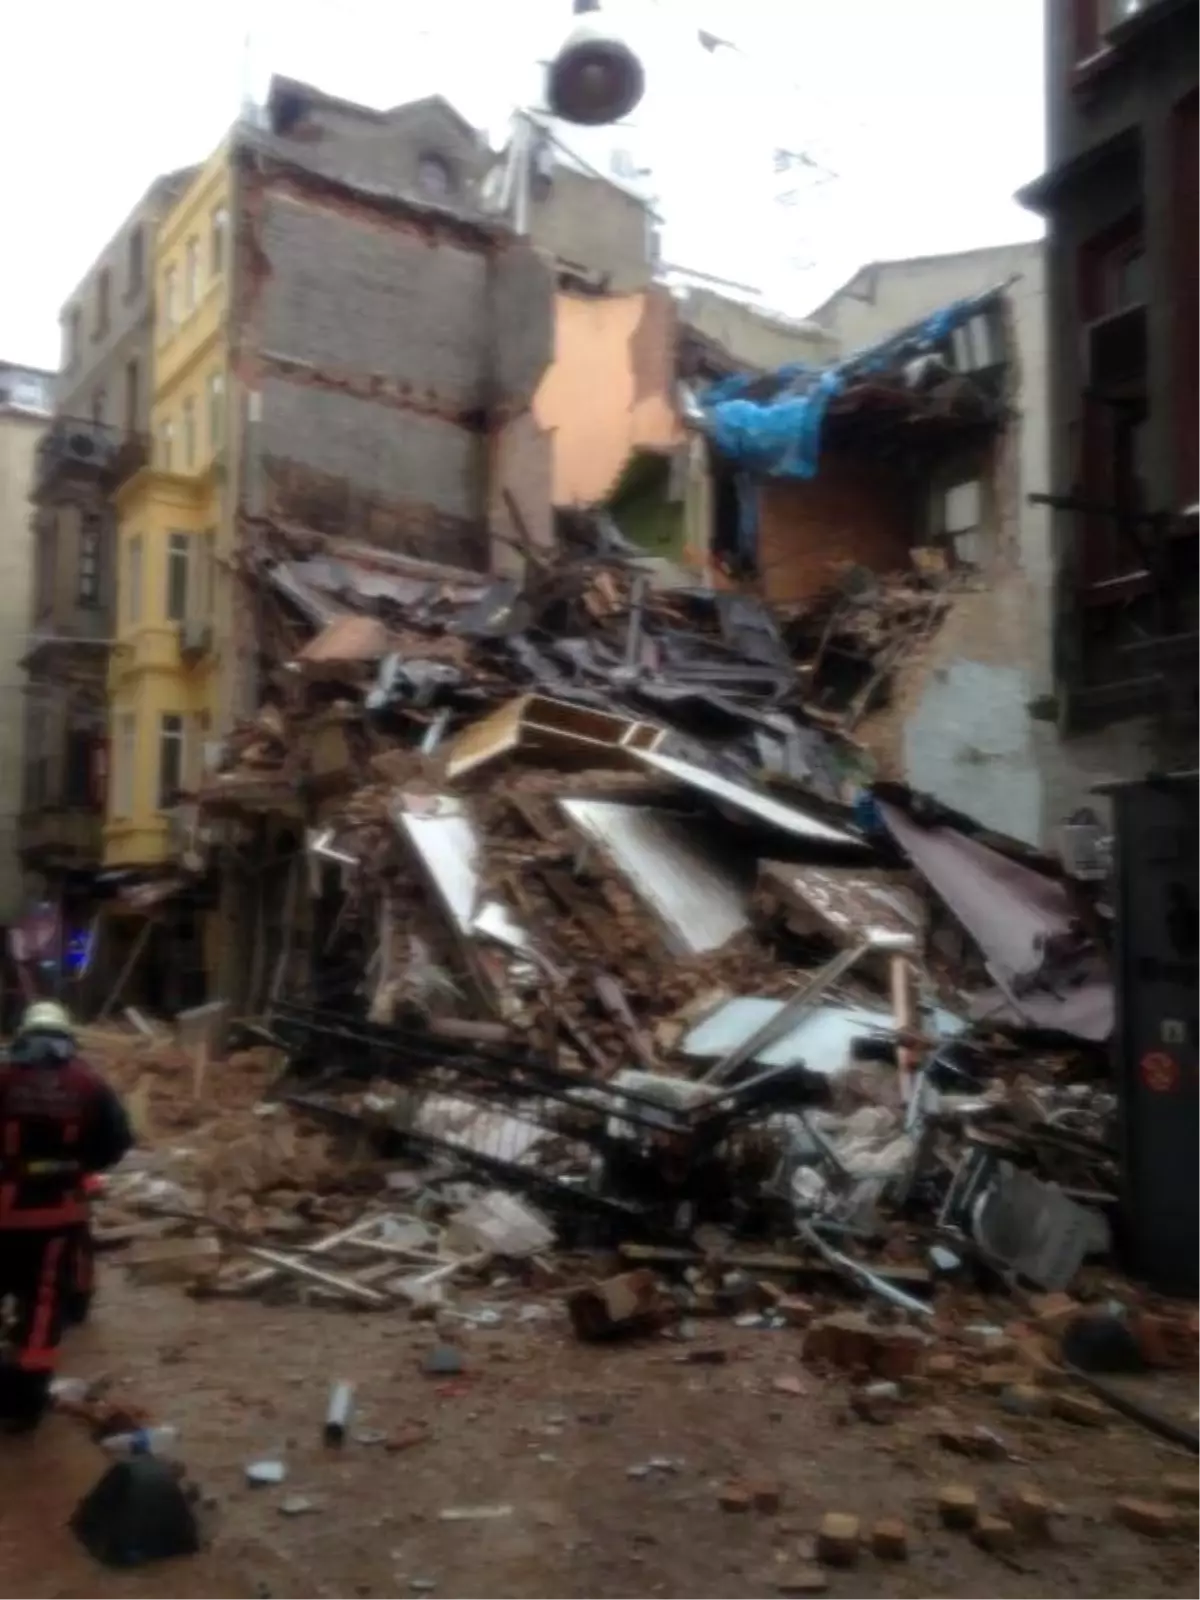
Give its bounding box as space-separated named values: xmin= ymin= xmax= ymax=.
xmin=701 ymin=290 xmax=1000 ymax=481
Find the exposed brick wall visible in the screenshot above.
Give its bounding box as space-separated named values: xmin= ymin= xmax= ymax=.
xmin=527 ymin=168 xmax=652 ymax=293
xmin=258 ymin=194 xmax=491 ymax=406
xmin=237 ymin=171 xmax=553 ymax=575
xmin=757 ymin=454 xmax=915 ymax=605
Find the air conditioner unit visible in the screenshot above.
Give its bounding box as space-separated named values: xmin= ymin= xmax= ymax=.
xmin=180 ymin=618 xmax=213 ymax=660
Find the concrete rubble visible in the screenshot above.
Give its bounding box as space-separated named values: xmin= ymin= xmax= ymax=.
xmin=67 ymin=517 xmax=1197 ymax=1553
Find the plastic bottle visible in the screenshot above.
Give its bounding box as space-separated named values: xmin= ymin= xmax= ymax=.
xmin=100 ymin=1425 xmax=179 ymax=1456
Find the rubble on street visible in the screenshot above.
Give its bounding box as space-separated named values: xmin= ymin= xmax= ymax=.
xmin=68 ymin=519 xmax=1195 ymax=1499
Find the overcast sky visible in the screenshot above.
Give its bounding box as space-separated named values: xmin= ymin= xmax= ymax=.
xmin=3 ymin=0 xmax=1045 ymax=371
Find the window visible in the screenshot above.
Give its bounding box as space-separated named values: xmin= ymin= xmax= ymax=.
xmin=158 ymin=713 xmax=186 ymax=807
xmin=1074 ymin=0 xmax=1146 ymax=61
xmin=35 ymin=512 xmax=58 ymax=615
xmin=65 ymin=307 xmax=81 ymax=371
xmin=186 ymin=710 xmax=212 ymax=789
xmin=184 ymin=236 xmax=200 ymax=313
xmin=124 ymin=358 xmax=140 ymax=434
xmin=207 ymin=370 xmax=225 ymax=451
xmin=210 ymin=206 xmax=228 ymax=276
xmin=112 ymin=711 xmax=137 ymax=817
xmin=1107 ymin=246 xmax=1147 ymax=310
xmin=127 ymin=534 xmax=143 ymax=626
xmin=158 ymin=418 xmax=174 ymax=471
xmin=417 ymin=154 xmax=454 ymax=198
xmin=128 ymin=225 xmax=145 ymax=295
xmin=64 ymin=729 xmax=94 ymax=807
xmin=182 ymin=396 xmax=196 ymax=469
xmin=166 ymin=531 xmax=190 ymax=622
xmin=78 ymin=515 xmax=101 ymax=606
xmin=94 ymin=268 xmax=111 ymax=340
xmin=27 ymin=717 xmax=49 ymax=811
xmin=91 ymin=387 xmax=106 ymax=424
xmin=163 ymin=265 xmax=178 ymax=329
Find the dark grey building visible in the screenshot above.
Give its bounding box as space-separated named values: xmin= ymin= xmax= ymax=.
xmin=1020 ymin=0 xmax=1197 ymax=750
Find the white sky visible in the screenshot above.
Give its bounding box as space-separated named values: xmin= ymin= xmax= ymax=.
xmin=3 ymin=0 xmax=1045 ymax=371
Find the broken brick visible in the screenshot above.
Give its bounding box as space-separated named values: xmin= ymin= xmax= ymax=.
xmin=937 ymin=1484 xmax=979 ymax=1530
xmin=1112 ymin=1498 xmax=1179 ymax=1539
xmin=971 ymin=1515 xmax=1016 ymax=1554
xmin=385 ymin=1424 xmax=430 ymax=1454
xmin=1161 ymin=1473 xmax=1199 ymax=1506
xmin=567 ymin=1270 xmax=671 ymax=1342
xmin=772 ymin=1374 xmax=807 ymax=1397
xmin=1031 ymin=1291 xmax=1080 ymax=1335
xmin=923 ymin=1352 xmax=958 ymax=1380
xmin=870 ymin=1517 xmax=909 ymax=1560
xmin=775 ymin=1566 xmax=828 ymax=1596
xmin=1000 ymin=1485 xmax=1056 ymax=1541
xmin=815 ymin=1512 xmax=860 ymax=1567
xmin=803 ymin=1314 xmax=929 ymax=1380
xmin=999 ymin=1383 xmax=1053 ymax=1418
xmin=874 ymin=1327 xmax=931 ymax=1381
xmin=777 ymin=1297 xmax=816 ymax=1329
xmin=1051 ymin=1390 xmax=1108 ymax=1428
xmin=747 ymin=1478 xmax=783 ymax=1514
xmin=978 ymin=1362 xmax=1027 ymax=1393
xmin=719 ymin=1483 xmax=754 ymax=1513
xmin=1132 ymin=1311 xmax=1199 ymax=1371
xmin=937 ymin=1424 xmax=1007 ymax=1460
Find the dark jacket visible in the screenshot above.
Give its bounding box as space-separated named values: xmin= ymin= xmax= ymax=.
xmin=0 ymin=1038 xmax=133 ymax=1228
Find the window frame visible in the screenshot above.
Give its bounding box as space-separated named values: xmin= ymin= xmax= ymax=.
xmin=182 ymin=395 xmax=197 ymax=470
xmin=158 ymin=712 xmax=186 ymax=808
xmin=163 ymin=264 xmax=178 ymax=330
xmin=78 ymin=514 xmax=102 ymax=608
xmin=94 ymin=267 xmax=111 ymax=342
xmin=127 ymin=534 xmax=143 ymax=626
xmin=184 ymin=235 xmax=200 ymax=314
xmin=158 ymin=418 xmax=174 ymax=471
xmin=128 ymin=225 xmax=145 ymax=296
xmin=211 ymin=206 xmax=228 ymax=277
xmin=166 ymin=530 xmax=190 ymax=624
xmin=64 ymin=727 xmax=94 ymax=808
xmin=112 ymin=710 xmax=137 ymax=818
xmin=207 ymin=370 xmax=225 ymax=452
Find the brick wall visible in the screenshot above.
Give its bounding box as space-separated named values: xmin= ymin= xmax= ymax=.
xmin=757 ymin=454 xmax=915 ymax=605
xmin=240 ymin=171 xmax=553 ymax=570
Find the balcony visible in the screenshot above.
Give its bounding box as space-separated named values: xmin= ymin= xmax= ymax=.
xmin=33 ymin=417 xmax=152 ymax=500
xmin=34 ymin=418 xmax=121 ymax=498
xmin=18 ymin=805 xmax=104 ymax=872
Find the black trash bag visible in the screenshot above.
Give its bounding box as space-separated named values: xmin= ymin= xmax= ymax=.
xmin=71 ymin=1456 xmax=200 ymax=1568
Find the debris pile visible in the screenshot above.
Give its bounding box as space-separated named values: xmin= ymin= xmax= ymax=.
xmin=85 ymin=515 xmax=1197 ymax=1459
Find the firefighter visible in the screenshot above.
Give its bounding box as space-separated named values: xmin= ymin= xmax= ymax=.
xmin=0 ymin=1001 xmax=132 ymax=1432
xmin=62 ymin=1173 xmax=103 ymax=1327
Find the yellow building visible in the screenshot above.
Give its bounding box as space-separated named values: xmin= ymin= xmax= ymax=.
xmin=104 ymin=144 xmax=234 ymax=870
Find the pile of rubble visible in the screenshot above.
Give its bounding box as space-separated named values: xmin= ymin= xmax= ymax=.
xmin=84 ymin=515 xmax=1197 ymax=1458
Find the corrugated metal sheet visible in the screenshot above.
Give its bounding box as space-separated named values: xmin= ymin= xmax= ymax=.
xmin=560 ymin=799 xmax=752 ymax=956
xmin=635 ymin=751 xmax=865 ymax=848
xmin=681 ymin=996 xmax=965 ymax=1072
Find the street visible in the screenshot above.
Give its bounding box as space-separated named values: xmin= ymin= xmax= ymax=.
xmin=1 ymin=1259 xmax=1196 ymax=1599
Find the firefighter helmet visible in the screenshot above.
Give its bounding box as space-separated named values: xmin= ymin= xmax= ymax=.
xmin=17 ymin=999 xmax=76 ymax=1040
